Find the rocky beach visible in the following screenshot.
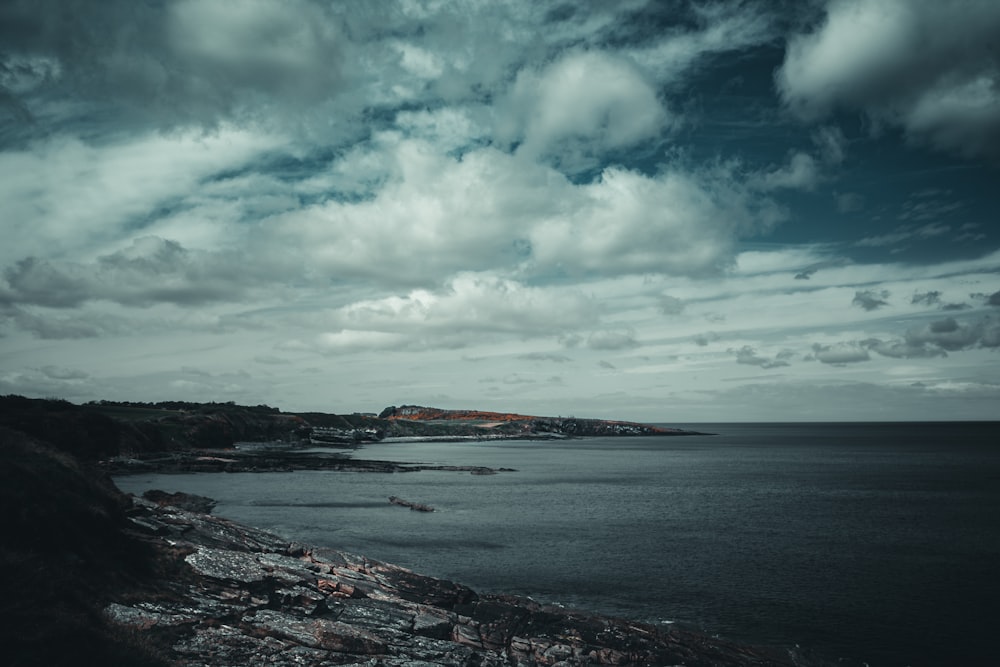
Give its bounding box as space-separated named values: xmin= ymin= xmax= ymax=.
xmin=1 ymin=396 xmax=836 ymax=666
xmin=106 ymin=488 xmax=825 ymax=666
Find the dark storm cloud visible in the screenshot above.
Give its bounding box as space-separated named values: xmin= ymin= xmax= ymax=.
xmin=734 ymin=345 xmax=790 ymax=369
xmin=852 ymin=289 xmax=890 ymax=311
xmin=777 ymin=0 xmax=1000 ymax=158
xmin=0 ymin=0 xmax=343 ymax=128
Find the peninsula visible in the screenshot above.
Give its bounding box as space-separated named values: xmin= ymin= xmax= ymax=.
xmin=0 ymin=395 xmax=706 ymax=475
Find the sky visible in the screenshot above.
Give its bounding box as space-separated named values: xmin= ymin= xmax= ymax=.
xmin=1 ymin=0 xmax=999 ymax=422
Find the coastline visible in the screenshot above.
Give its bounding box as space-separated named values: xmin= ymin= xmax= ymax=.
xmin=1 ymin=422 xmax=838 ymax=666
xmin=108 ymin=488 xmax=833 ymax=666
xmin=0 ymin=398 xmax=847 ymax=665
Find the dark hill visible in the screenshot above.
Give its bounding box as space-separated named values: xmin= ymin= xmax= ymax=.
xmin=0 ymin=426 xmax=172 ymax=665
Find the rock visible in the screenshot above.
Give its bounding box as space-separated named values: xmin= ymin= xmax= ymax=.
xmin=1 ymin=408 xmax=832 ymax=667
xmin=98 ymin=495 xmax=834 ymax=666
xmin=388 ymin=495 xmax=435 ymax=512
xmin=143 ymin=489 xmax=218 ymax=513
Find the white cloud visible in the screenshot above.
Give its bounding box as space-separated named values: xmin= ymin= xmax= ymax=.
xmin=39 ymin=365 xmax=89 ymax=380
xmin=527 ymin=164 xmax=784 ymax=277
xmin=1 ymin=236 xmax=269 ymax=309
xmin=853 ymin=289 xmax=890 ymax=311
xmin=625 ymin=2 xmax=776 ymax=79
xmin=168 ymin=0 xmax=342 ymax=99
xmin=734 ymin=345 xmax=790 ymax=369
xmin=587 ymin=330 xmax=640 ymax=351
xmin=753 ymin=152 xmax=820 ymax=191
xmin=777 ymin=0 xmax=1000 ymax=158
xmin=2 ymin=1 xmax=998 ymax=421
xmin=811 ymin=342 xmax=871 ymax=365
xmin=495 ymin=50 xmax=670 ymax=166
xmin=270 ymin=138 xmax=787 ymax=286
xmin=0 ymin=129 xmax=280 ymax=266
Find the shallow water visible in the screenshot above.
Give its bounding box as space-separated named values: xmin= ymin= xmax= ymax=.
xmin=116 ymin=422 xmax=1000 ymax=666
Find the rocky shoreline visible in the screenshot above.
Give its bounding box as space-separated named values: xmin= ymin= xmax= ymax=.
xmin=110 ymin=489 xmax=830 ymax=667
xmin=0 ymin=398 xmax=838 ymax=666
xmin=100 ymin=444 xmax=515 ymax=476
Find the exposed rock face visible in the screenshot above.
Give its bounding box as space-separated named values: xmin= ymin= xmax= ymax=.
xmin=106 ymin=494 xmax=826 ymax=667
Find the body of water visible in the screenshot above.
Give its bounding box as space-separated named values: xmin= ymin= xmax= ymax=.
xmin=115 ymin=422 xmax=1000 ymax=666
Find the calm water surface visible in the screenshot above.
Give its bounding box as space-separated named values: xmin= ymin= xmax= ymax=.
xmin=115 ymin=422 xmax=1000 ymax=667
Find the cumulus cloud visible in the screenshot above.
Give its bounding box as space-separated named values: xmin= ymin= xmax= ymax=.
xmin=519 ymin=352 xmax=572 ymax=363
xmin=496 ymin=50 xmax=670 ymax=168
xmin=0 ymin=129 xmax=279 ymax=266
xmin=911 ymin=290 xmax=942 ymax=306
xmin=526 ymin=163 xmax=785 ymax=278
xmin=39 ymin=365 xmax=89 ymax=381
xmin=860 ymin=337 xmax=945 ymax=360
xmin=321 ymin=273 xmax=599 ymax=351
xmin=276 ymin=138 xmax=785 ymax=285
xmin=2 ymin=258 xmax=90 ymax=308
xmin=2 ymin=1 xmax=998 ymax=420
xmin=1 ymin=237 xmax=259 ymax=309
xmin=657 ymin=294 xmax=685 ymax=315
xmin=860 ymin=315 xmax=1000 ymax=359
xmin=734 ymin=345 xmax=790 ymax=369
xmin=0 ymin=0 xmax=343 ymax=128
xmin=0 ymin=305 xmax=118 ymax=340
xmin=777 ymin=0 xmax=1000 ymax=158
xmin=694 ymin=332 xmax=720 ymax=347
xmin=853 ymin=289 xmax=890 ymax=311
xmin=587 ymin=330 xmax=639 ymax=351
xmin=753 ymin=152 xmax=820 ymax=191
xmin=906 ymin=316 xmax=1000 ymax=351
xmin=811 ymin=342 xmax=871 ymax=365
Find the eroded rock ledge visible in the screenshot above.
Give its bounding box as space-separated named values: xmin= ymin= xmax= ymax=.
xmin=110 ymin=492 xmax=828 ymax=667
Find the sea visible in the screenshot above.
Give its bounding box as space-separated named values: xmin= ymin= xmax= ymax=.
xmin=114 ymin=422 xmax=1000 ymax=667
